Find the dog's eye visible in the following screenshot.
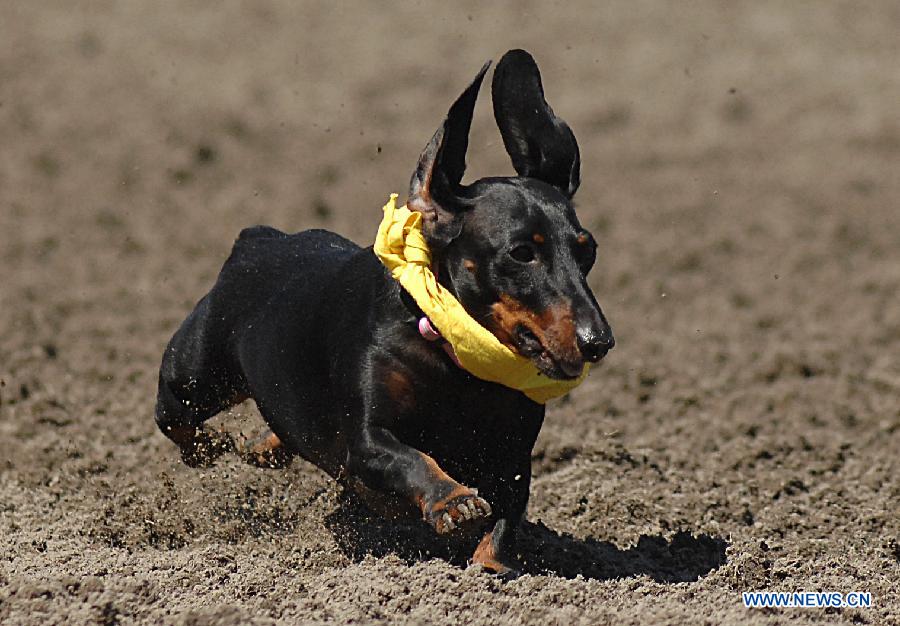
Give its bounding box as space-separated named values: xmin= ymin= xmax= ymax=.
xmin=509 ymin=244 xmax=536 ymax=264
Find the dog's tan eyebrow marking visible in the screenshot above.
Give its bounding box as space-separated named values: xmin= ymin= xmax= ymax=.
xmin=576 ymin=232 xmax=590 ymax=245
xmin=532 ymin=233 xmax=545 ymax=244
xmin=464 ymin=259 xmax=477 ymax=273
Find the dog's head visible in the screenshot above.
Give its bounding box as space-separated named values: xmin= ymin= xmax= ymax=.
xmin=407 ymin=49 xmax=613 ymax=380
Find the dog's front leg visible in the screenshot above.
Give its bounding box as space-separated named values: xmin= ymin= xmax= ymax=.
xmin=470 ymin=450 xmax=534 ymax=577
xmin=345 ymin=425 xmax=492 ymax=534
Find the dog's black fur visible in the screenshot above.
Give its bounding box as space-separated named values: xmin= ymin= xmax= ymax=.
xmin=155 ymin=49 xmax=614 ymax=575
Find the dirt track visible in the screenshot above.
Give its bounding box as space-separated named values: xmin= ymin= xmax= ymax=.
xmin=2 ymin=2 xmax=899 ymax=624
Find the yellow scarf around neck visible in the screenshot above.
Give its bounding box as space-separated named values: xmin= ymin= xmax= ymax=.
xmin=373 ymin=194 xmax=589 ymax=404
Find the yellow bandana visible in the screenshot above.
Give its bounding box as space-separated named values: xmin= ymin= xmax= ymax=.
xmin=373 ymin=194 xmax=589 ymax=404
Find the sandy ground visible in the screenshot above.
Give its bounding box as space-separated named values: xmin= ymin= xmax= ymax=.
xmin=2 ymin=1 xmax=899 ymax=624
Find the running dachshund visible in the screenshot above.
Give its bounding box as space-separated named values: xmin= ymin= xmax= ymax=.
xmin=155 ymin=49 xmax=614 ymax=576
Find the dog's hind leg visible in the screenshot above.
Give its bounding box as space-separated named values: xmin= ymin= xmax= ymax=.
xmin=155 ymin=297 xmax=245 ymax=467
xmin=155 ymin=380 xmax=237 ymax=467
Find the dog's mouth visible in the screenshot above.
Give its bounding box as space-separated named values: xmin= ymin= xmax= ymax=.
xmin=512 ymin=324 xmax=584 ymax=381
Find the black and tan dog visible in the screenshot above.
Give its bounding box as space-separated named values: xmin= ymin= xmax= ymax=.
xmin=155 ymin=49 xmax=614 ymax=575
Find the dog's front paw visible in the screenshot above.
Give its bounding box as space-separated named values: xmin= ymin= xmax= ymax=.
xmin=472 ymin=559 xmax=523 ymax=580
xmin=426 ymin=489 xmax=492 ymax=534
xmin=471 ymin=529 xmax=521 ymax=579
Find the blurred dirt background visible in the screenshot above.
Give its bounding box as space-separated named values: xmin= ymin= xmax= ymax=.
xmin=1 ymin=1 xmax=899 ymax=624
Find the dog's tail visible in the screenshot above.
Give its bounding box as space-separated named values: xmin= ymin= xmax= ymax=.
xmin=236 ymin=225 xmax=289 ymax=242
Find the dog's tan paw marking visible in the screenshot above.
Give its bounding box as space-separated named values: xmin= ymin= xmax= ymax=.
xmin=237 ymin=430 xmax=292 ymax=469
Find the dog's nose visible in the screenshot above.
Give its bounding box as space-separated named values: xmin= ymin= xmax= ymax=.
xmin=577 ymin=327 xmax=615 ymax=363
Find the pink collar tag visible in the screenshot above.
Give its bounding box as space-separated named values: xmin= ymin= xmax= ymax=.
xmin=417 ymin=316 xmax=442 ymax=341
xmin=417 ymin=316 xmax=462 ymax=368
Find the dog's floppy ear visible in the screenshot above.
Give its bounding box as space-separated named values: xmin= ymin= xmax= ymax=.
xmin=408 ymin=61 xmax=490 ymax=249
xmin=492 ymin=49 xmax=580 ymax=198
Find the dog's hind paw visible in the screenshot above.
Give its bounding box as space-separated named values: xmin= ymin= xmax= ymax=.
xmin=238 ymin=429 xmax=293 ymax=469
xmin=178 ymin=429 xmax=235 ymax=468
